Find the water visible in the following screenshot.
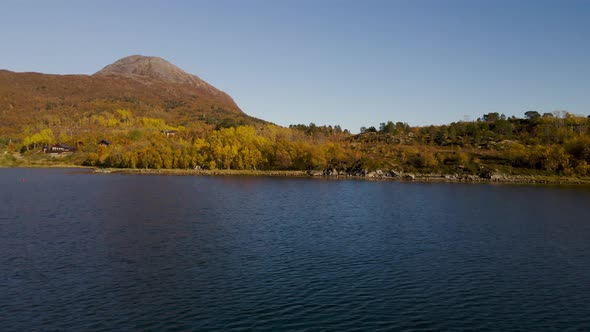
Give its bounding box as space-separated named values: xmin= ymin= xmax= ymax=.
xmin=1 ymin=168 xmax=590 ymax=331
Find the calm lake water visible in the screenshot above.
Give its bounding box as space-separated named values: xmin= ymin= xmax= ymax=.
xmin=1 ymin=168 xmax=590 ymax=331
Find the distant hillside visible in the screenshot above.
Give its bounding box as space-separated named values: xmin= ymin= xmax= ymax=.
xmin=0 ymin=55 xmax=264 ymax=137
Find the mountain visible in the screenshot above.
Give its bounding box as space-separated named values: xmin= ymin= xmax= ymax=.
xmin=0 ymin=55 xmax=262 ymax=137
xmin=94 ymin=55 xmax=227 ymax=95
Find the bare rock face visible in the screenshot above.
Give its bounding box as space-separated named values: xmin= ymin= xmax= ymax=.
xmin=94 ymin=55 xmax=214 ymax=91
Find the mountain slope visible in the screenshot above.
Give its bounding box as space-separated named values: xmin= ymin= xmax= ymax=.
xmin=0 ymin=55 xmax=263 ymax=137
xmin=94 ymin=55 xmax=227 ymax=95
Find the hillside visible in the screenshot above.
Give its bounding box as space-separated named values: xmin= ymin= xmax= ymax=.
xmin=94 ymin=55 xmax=228 ymax=95
xmin=0 ymin=55 xmax=263 ymax=137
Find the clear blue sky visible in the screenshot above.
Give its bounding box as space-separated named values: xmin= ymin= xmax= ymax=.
xmin=1 ymin=0 xmax=589 ymax=132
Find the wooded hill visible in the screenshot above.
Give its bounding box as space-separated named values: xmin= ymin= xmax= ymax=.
xmin=1 ymin=56 xmax=590 ymax=178
xmin=0 ymin=55 xmax=262 ymax=138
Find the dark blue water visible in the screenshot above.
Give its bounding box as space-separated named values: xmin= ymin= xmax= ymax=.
xmin=1 ymin=169 xmax=590 ymax=331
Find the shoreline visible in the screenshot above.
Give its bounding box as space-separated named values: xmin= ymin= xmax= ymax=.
xmin=96 ymin=167 xmax=590 ymax=186
xmin=2 ymin=164 xmax=590 ymax=185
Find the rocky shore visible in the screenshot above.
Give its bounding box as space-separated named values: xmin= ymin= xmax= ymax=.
xmin=95 ymin=167 xmax=590 ymax=185
xmin=303 ymin=162 xmax=590 ymax=185
xmin=307 ymin=168 xmax=590 ymax=184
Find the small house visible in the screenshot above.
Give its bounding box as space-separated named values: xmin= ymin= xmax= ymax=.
xmin=45 ymin=143 xmax=76 ymax=153
xmin=160 ymin=130 xmax=177 ymax=137
xmin=98 ymin=139 xmax=111 ymax=147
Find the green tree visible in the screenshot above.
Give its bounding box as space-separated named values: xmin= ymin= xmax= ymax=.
xmin=525 ymin=111 xmax=541 ymax=121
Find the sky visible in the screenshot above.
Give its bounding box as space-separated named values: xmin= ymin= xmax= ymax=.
xmin=1 ymin=0 xmax=589 ymax=132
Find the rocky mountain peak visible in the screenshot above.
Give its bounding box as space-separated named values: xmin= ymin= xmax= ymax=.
xmin=93 ymin=55 xmax=205 ymax=86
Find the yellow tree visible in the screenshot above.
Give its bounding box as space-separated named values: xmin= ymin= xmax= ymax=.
xmin=23 ymin=129 xmax=55 ymax=150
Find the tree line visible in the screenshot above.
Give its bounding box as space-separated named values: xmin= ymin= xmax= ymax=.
xmin=4 ymin=108 xmax=590 ymax=176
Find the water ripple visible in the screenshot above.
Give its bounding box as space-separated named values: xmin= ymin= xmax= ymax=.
xmin=1 ymin=170 xmax=590 ymax=331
